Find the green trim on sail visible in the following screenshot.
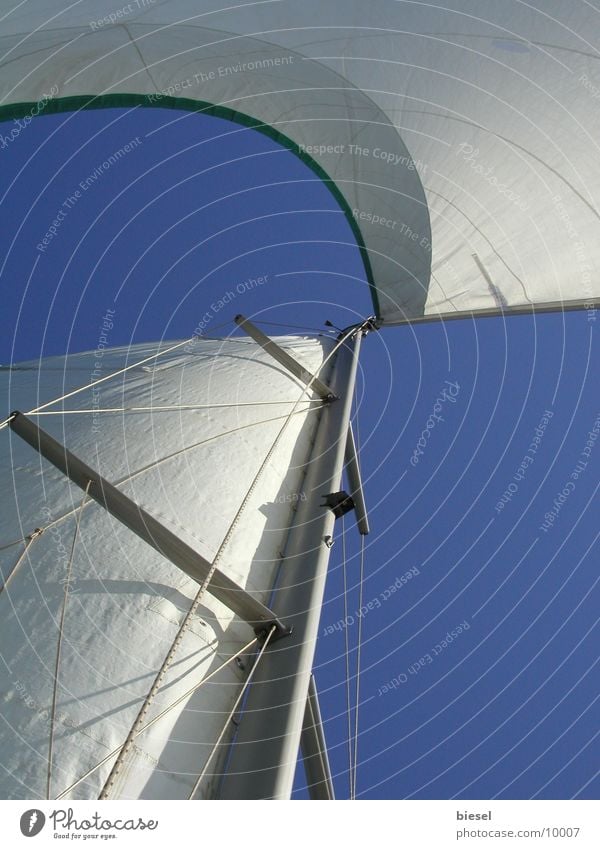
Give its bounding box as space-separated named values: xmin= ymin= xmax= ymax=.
xmin=0 ymin=93 xmax=380 ymax=317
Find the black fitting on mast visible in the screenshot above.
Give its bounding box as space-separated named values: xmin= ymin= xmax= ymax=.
xmin=335 ymin=315 xmax=379 ymax=342
xmin=321 ymin=490 xmax=356 ymax=519
xmin=254 ymin=620 xmax=293 ymax=645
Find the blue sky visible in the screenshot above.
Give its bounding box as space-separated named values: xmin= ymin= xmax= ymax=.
xmin=1 ymin=105 xmax=598 ymax=799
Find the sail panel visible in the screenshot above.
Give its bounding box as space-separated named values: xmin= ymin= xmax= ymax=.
xmin=0 ymin=335 xmax=332 ymax=799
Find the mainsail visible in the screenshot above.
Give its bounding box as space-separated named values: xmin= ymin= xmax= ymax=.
xmin=0 ymin=335 xmax=335 ymax=798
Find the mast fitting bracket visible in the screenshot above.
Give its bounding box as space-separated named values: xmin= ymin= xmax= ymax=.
xmin=321 ymin=490 xmax=355 ymax=519
xmin=254 ymin=620 xmax=293 ymax=645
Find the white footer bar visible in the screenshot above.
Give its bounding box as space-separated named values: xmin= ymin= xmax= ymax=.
xmin=1 ymin=800 xmax=598 ymax=848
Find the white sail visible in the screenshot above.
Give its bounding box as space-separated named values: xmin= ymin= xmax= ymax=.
xmin=1 ymin=1 xmax=599 ymax=321
xmin=201 ymin=0 xmax=600 ymax=320
xmin=0 ymin=334 xmax=333 ymax=799
xmin=1 ymin=0 xmax=599 ymax=803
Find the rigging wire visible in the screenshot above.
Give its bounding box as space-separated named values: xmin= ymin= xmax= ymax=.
xmin=47 ymin=480 xmax=91 ymax=800
xmin=351 ymin=534 xmax=366 ymax=800
xmin=188 ymin=625 xmax=276 ymax=799
xmin=0 ymin=529 xmax=43 ymax=596
xmin=28 ymin=400 xmax=322 ymax=416
xmin=55 ymin=636 xmax=258 ymax=800
xmin=0 ymin=338 xmax=197 ymax=431
xmin=0 ymin=319 xmax=331 ymax=432
xmin=0 ymin=535 xmax=31 ymax=553
xmin=335 ymin=383 xmax=368 ymax=800
xmin=340 ymin=514 xmax=354 ymax=797
xmin=350 ymin=386 xmax=365 ymax=800
xmin=251 ymin=319 xmax=337 ymax=334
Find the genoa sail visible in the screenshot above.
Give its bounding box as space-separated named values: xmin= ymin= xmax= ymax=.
xmin=1 ymin=1 xmax=599 ymax=322
xmin=0 ymin=334 xmax=333 ymax=799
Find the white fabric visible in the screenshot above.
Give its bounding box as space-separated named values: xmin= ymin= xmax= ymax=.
xmin=0 ymin=335 xmax=330 ymax=799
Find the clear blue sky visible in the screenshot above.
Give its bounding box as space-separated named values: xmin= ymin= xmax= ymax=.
xmin=1 ymin=104 xmax=598 ymax=799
